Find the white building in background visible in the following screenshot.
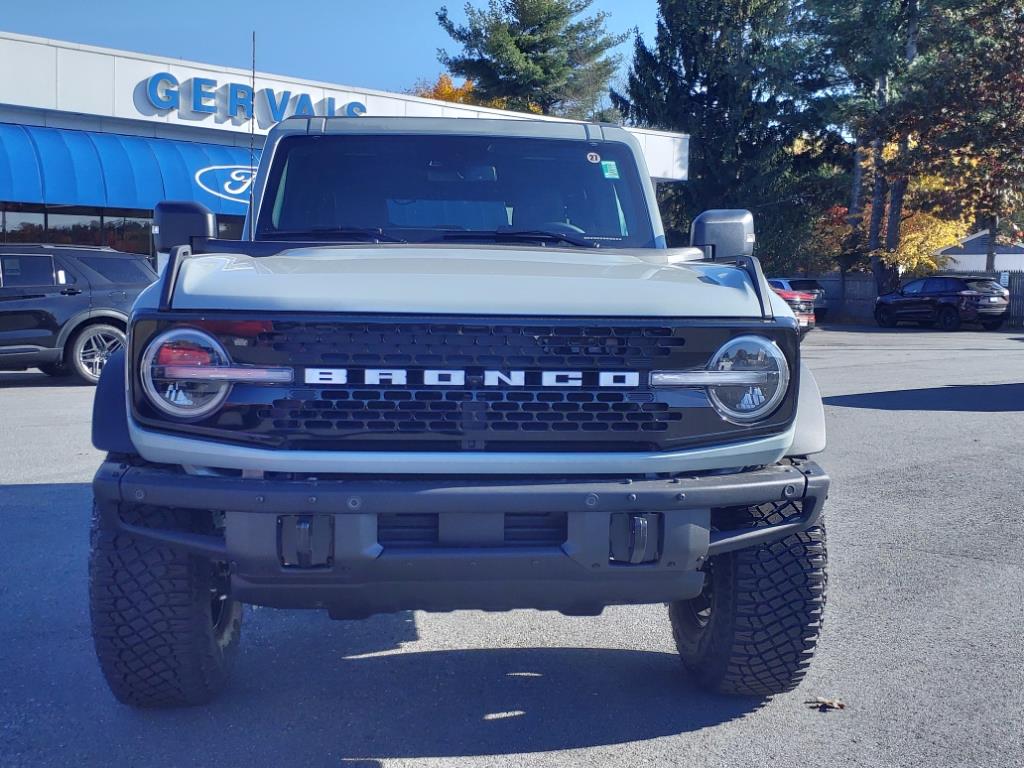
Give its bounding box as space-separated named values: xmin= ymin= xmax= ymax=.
xmin=936 ymin=231 xmax=1024 ymax=272
xmin=0 ymin=31 xmax=688 ymax=255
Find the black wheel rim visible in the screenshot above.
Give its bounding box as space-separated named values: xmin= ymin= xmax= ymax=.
xmin=79 ymin=328 xmax=124 ymax=379
xmin=685 ymin=561 xmax=715 ymax=628
xmin=209 ymin=563 xmax=233 ymax=641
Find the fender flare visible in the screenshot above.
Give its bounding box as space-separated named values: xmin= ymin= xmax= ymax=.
xmin=92 ymin=349 xmax=136 ymax=455
xmin=787 ymin=361 xmax=826 ymax=457
xmin=56 ymin=309 xmax=129 ymax=356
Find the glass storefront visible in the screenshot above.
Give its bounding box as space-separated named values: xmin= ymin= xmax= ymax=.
xmin=0 ymin=203 xmax=244 ymax=253
xmin=103 ymin=213 xmax=152 ymax=255
xmin=46 ymin=209 xmax=105 ymax=246
xmin=1 ymin=205 xmax=45 ymax=243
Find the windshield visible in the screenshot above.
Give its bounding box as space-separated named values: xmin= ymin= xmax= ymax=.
xmin=255 ymin=134 xmax=656 ymax=248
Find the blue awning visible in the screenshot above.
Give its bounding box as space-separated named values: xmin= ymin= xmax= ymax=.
xmin=0 ymin=123 xmax=261 ymax=216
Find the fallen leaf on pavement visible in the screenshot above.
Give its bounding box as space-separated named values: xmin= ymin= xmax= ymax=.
xmin=805 ymin=697 xmax=846 ymax=712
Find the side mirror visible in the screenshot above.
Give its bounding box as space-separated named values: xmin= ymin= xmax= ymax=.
xmin=690 ymin=209 xmax=755 ymax=260
xmin=153 ymin=201 xmax=217 ymax=252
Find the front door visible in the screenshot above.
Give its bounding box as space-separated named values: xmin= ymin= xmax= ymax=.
xmin=892 ymin=278 xmax=926 ymax=320
xmin=0 ymin=253 xmax=89 ymax=357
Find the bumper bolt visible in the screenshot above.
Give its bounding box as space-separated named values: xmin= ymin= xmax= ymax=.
xmin=256 ymin=495 xmax=265 ymax=503
xmin=308 ymin=496 xmax=318 ymax=504
xmin=783 ymin=484 xmax=797 ymax=498
xmin=585 ymin=493 xmax=599 ymax=507
xmin=627 ymin=493 xmax=638 ymax=502
xmin=676 ymin=493 xmax=686 ymax=502
xmin=133 ymin=489 xmax=145 ymax=501
xmin=347 ymin=497 xmax=362 ymax=510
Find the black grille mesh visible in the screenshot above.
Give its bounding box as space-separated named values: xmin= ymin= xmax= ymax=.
xmin=256 ymin=321 xmax=686 ymax=368
xmin=260 ymin=389 xmax=681 ymax=436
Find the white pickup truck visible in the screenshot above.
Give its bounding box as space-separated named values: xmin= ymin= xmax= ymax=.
xmin=89 ymin=116 xmax=829 ymax=707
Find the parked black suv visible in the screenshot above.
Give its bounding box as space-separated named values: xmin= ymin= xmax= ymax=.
xmin=875 ymin=275 xmax=1010 ymax=331
xmin=0 ymin=245 xmax=156 ymax=383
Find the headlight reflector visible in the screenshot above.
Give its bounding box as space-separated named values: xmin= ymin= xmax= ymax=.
xmin=141 ymin=328 xmax=231 ymax=419
xmin=705 ymin=335 xmax=790 ymax=422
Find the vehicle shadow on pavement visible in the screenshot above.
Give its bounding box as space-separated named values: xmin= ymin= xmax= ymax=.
xmin=189 ymin=639 xmax=763 ymax=759
xmin=0 ymin=371 xmax=86 ymax=389
xmin=824 ymin=382 xmax=1024 ymax=412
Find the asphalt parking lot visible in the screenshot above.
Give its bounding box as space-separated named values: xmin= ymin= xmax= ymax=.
xmin=2 ymin=326 xmax=1023 ymax=768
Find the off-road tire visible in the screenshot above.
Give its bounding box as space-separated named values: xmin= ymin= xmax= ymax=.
xmin=937 ymin=307 xmax=961 ymax=332
xmin=669 ymin=503 xmax=827 ymax=697
xmin=874 ymin=306 xmax=896 ymax=328
xmin=89 ymin=503 xmax=242 ymax=708
xmin=981 ymin=318 xmax=1004 ymax=331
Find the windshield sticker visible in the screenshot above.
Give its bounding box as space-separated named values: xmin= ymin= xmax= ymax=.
xmin=586 ymin=152 xmax=601 ymax=163
xmin=601 ymin=160 xmax=620 ymax=179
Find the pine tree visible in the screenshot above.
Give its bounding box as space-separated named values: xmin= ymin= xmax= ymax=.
xmin=807 ymin=0 xmax=912 ymax=292
xmin=436 ymin=0 xmax=626 ymax=118
xmin=612 ymin=0 xmax=844 ymax=267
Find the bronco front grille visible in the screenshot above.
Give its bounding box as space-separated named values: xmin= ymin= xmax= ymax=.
xmin=130 ymin=314 xmax=800 ymax=452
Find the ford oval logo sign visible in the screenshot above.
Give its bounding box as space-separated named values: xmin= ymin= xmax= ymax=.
xmin=195 ymin=165 xmax=257 ymax=204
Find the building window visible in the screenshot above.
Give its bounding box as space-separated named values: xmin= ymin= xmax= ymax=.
xmin=46 ymin=211 xmax=104 ymax=246
xmin=1 ymin=205 xmax=46 ymax=243
xmin=102 ymin=214 xmax=152 ymax=255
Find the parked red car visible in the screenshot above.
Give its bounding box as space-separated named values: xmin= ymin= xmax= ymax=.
xmin=773 ymin=288 xmax=817 ymax=337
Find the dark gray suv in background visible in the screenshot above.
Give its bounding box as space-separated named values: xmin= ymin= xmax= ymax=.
xmin=0 ymin=244 xmax=156 ymax=383
xmin=875 ymin=275 xmax=1010 ymax=331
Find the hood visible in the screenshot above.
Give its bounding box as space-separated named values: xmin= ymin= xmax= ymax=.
xmin=171 ymin=244 xmax=763 ymax=317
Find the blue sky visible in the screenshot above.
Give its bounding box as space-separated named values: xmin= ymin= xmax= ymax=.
xmin=2 ymin=0 xmax=658 ymax=93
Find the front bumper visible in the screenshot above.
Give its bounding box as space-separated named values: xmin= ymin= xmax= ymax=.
xmin=94 ymin=459 xmax=829 ymax=617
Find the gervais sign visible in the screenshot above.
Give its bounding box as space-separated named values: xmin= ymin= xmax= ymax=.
xmin=143 ymin=72 xmax=367 ymax=123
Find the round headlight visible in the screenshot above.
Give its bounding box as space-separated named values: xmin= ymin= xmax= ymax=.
xmin=140 ymin=328 xmax=231 ymax=419
xmin=706 ymin=335 xmax=790 ymax=423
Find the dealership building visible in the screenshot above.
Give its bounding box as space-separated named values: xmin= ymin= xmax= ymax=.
xmin=0 ymin=31 xmax=687 ymax=256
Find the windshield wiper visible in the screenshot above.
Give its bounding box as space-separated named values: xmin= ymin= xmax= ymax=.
xmin=432 ymin=228 xmax=599 ymax=248
xmin=258 ymin=226 xmax=407 ymax=243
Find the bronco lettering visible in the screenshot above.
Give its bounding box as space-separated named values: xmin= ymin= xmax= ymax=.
xmin=303 ymin=368 xmax=643 ymax=386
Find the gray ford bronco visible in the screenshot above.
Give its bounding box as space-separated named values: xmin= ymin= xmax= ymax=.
xmin=89 ymin=116 xmax=829 ymax=708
